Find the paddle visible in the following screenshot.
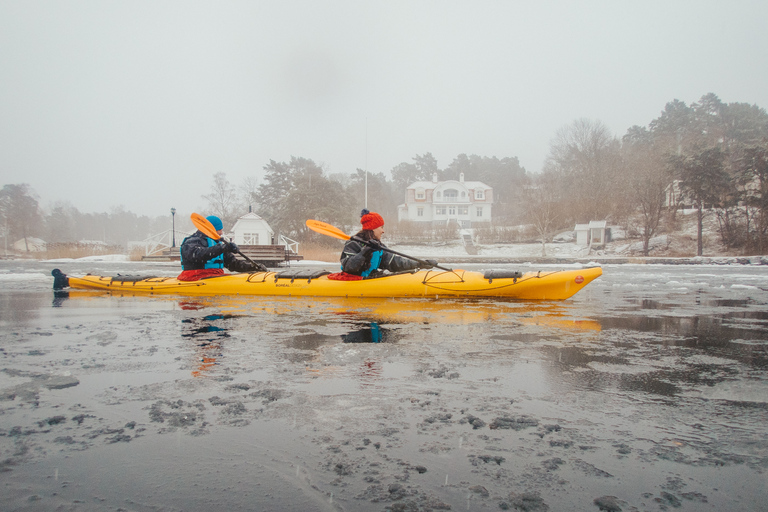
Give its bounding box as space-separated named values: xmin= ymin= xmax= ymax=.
xmin=305 ymin=219 xmax=453 ymax=271
xmin=190 ymin=213 xmax=263 ymax=268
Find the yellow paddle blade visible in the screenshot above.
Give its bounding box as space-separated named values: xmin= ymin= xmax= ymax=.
xmin=305 ymin=219 xmax=351 ymax=241
xmin=191 ymin=213 xmax=221 ymax=240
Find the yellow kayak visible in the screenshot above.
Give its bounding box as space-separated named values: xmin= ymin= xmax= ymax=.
xmin=54 ymin=266 xmax=602 ymax=300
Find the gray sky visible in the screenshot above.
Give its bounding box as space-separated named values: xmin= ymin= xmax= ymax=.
xmin=2 ymin=1 xmax=767 ymax=218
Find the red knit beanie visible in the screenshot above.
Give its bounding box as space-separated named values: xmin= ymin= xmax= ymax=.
xmin=360 ymin=209 xmax=384 ymax=230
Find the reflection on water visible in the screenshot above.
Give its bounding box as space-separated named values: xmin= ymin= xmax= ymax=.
xmin=342 ymin=322 xmax=398 ymax=344
xmin=284 ymin=323 xmax=398 ymax=350
xmin=2 ymin=262 xmax=768 ymax=511
xmin=181 ymin=313 xmax=236 ymax=377
xmin=0 ymin=292 xmax=43 ymax=325
xmin=545 ymin=304 xmax=768 ymax=397
xmin=597 ymin=313 xmax=768 ymax=367
xmin=623 ymin=297 xmax=757 ymax=311
xmin=52 ymin=290 xmax=69 ymax=307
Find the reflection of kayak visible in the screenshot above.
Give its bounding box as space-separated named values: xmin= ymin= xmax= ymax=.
xmin=53 ymin=266 xmax=602 ymax=301
xmin=56 ymin=291 xmax=601 ymax=331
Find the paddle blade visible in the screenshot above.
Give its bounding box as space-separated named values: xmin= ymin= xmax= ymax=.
xmin=306 ymin=219 xmax=351 ymax=241
xmin=191 ymin=213 xmax=221 ymax=240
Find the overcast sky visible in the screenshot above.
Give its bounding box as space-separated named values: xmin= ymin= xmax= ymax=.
xmin=2 ymin=1 xmax=767 ymax=218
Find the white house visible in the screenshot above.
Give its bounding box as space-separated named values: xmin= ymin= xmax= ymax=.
xmin=575 ymin=220 xmax=607 ymax=247
xmin=230 ymin=212 xmax=274 ymax=245
xmin=397 ymin=173 xmax=493 ymax=228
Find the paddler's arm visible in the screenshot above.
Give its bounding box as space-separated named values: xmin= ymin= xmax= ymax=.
xmin=223 ymin=252 xmax=267 ymax=272
xmin=380 ymin=250 xmax=421 ymax=272
xmin=180 ymin=235 xmax=226 ymax=265
xmin=340 ymin=239 xmax=371 ymax=275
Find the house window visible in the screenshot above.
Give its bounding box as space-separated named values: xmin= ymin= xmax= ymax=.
xmin=436 ymin=191 xmax=441 ymax=198
xmin=475 ymin=189 xmax=484 ymax=200
xmin=444 ymin=188 xmax=458 ymax=200
xmin=417 ymin=207 xmax=424 ymax=217
xmin=449 ymin=206 xmax=456 ymax=216
xmin=459 ymin=206 xmax=468 ymax=215
xmin=436 ymin=207 xmax=446 ymax=215
xmin=243 ymin=232 xmax=259 ymax=245
xmin=416 ymin=188 xmax=425 ymax=200
xmin=461 ymin=191 xmax=466 ymax=199
xmin=476 ymin=207 xmax=483 ymax=217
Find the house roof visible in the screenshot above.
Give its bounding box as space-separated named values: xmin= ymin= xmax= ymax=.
xmin=407 ymin=179 xmax=490 ymax=190
xmin=232 ymin=212 xmax=274 ymax=234
xmin=236 ymin=212 xmax=266 ymax=221
xmin=575 ymin=220 xmax=607 ymax=230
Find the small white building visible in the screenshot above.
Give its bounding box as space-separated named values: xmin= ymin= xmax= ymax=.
xmin=230 ymin=212 xmax=274 ymax=245
xmin=397 ymin=173 xmax=493 ymax=228
xmin=575 ymin=220 xmax=607 ymax=247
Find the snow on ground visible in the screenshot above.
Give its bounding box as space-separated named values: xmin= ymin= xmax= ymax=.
xmin=392 ymin=241 xmax=586 ymax=259
xmin=44 ymin=254 xmax=131 ymax=263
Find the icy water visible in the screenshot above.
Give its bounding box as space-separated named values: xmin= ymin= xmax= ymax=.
xmin=1 ymin=260 xmax=767 ymax=512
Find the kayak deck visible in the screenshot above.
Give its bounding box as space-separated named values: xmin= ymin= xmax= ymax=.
xmin=59 ymin=267 xmax=602 ymax=300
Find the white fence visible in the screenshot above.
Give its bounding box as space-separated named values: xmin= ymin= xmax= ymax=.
xmin=128 ymin=229 xmax=192 ymax=256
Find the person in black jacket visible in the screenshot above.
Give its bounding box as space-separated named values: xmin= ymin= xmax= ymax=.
xmin=177 ymin=215 xmax=266 ymax=281
xmin=339 ymin=209 xmax=436 ymax=279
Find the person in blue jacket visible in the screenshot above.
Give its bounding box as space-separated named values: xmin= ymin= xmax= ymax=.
xmin=339 ymin=209 xmax=436 ymax=279
xmin=178 ymin=215 xmax=266 ymax=281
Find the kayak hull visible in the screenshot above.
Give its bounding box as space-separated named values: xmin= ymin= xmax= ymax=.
xmin=63 ymin=267 xmax=602 ymax=301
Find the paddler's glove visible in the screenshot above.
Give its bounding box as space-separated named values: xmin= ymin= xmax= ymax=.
xmin=419 ymin=259 xmax=438 ymax=269
xmin=248 ymin=262 xmax=268 ymax=272
xmin=222 ymin=241 xmax=238 ymax=253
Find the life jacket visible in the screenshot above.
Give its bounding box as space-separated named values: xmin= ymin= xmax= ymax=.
xmin=180 ymin=234 xmax=224 ymax=271
xmin=204 ymin=238 xmax=224 ymax=269
xmin=360 ymin=250 xmax=382 ymax=278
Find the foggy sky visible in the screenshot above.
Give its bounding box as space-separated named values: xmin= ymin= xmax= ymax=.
xmin=2 ymin=1 xmax=767 ymax=218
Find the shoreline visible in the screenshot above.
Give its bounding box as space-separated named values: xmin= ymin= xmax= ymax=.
xmin=2 ymin=254 xmax=768 ymax=267
xmin=426 ymin=255 xmax=768 ymax=265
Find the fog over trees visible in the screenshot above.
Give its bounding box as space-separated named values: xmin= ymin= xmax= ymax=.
xmin=2 ymin=93 xmax=768 ymax=256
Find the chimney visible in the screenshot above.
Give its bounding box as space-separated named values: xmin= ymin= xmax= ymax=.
xmin=459 ymin=172 xmax=464 ymax=183
xmin=432 ymin=173 xmax=438 ymax=183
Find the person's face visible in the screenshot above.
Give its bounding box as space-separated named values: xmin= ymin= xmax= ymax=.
xmin=216 ymin=229 xmax=224 ymax=236
xmin=372 ymin=225 xmax=384 ymax=240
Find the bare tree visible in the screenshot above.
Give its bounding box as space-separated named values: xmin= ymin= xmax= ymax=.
xmin=202 ymin=172 xmax=239 ymax=228
xmin=622 ymin=126 xmax=671 ymax=255
xmin=0 ymin=183 xmax=43 ymax=252
xmin=239 ymin=175 xmax=260 ymax=213
xmin=523 ymin=174 xmax=563 ymax=257
xmin=544 ymin=118 xmax=622 ymax=224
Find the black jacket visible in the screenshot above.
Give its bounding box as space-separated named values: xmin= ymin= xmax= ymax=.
xmin=179 ymin=231 xmax=256 ymax=272
xmin=340 ymin=237 xmax=419 ymax=277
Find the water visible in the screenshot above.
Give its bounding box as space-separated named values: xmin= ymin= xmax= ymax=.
xmin=0 ymin=260 xmax=766 ymax=511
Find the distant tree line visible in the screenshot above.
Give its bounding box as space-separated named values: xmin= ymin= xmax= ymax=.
xmin=534 ymin=93 xmax=768 ymax=255
xmin=0 ymin=184 xmax=177 ymax=253
xmin=3 ymin=92 xmax=767 ymax=257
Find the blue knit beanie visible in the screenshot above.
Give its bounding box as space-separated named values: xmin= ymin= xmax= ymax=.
xmin=206 ymin=215 xmax=223 ymax=231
